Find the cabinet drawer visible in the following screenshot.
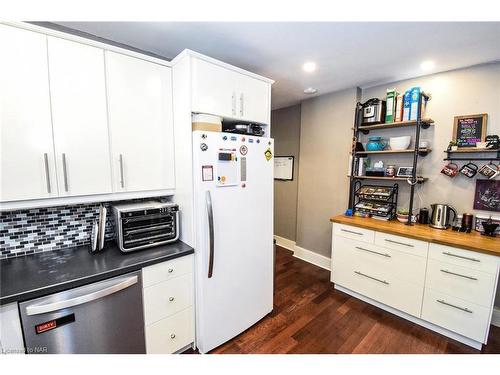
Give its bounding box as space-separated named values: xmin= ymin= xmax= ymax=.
xmin=375 ymin=232 xmax=428 ymax=257
xmin=421 ymin=288 xmax=490 ymax=343
xmin=333 ymin=236 xmax=426 ymax=286
xmin=145 ymin=307 xmax=194 ymax=354
xmin=429 ymin=244 xmax=498 ymax=275
xmin=425 ymin=259 xmax=496 ymax=308
xmin=333 ymin=223 xmax=375 ymax=244
xmin=143 ymin=273 xmax=193 ymax=325
xmin=333 ymin=259 xmax=424 ymax=317
xmin=142 ymin=255 xmax=193 ymax=288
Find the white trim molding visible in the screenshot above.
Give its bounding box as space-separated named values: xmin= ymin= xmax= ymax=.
xmin=273 ymin=235 xmax=296 ymax=252
xmin=273 ymin=235 xmax=331 ymax=271
xmin=492 ymin=307 xmax=500 ymax=328
xmin=293 ymin=245 xmax=331 ymax=271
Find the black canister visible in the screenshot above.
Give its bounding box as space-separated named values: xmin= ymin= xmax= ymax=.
xmin=417 ymin=208 xmax=429 ymax=224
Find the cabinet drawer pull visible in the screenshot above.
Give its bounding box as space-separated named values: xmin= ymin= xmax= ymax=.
xmin=440 ymin=269 xmax=478 ymax=281
xmin=170 ymin=333 xmax=176 ymax=339
xmin=442 ymin=251 xmax=480 ymax=262
xmin=384 ymin=238 xmax=414 ymax=248
xmin=168 ymin=296 xmax=175 ymax=302
xmin=354 ymin=270 xmax=389 ymax=285
xmin=355 ymin=246 xmax=391 ymax=258
xmin=43 ymin=153 xmax=51 ymax=193
xmin=168 ymin=268 xmax=174 ymax=273
xmin=62 ymin=153 xmax=69 ymax=192
xmin=436 ymin=299 xmax=473 ymax=314
xmin=341 ymin=228 xmax=363 ymax=236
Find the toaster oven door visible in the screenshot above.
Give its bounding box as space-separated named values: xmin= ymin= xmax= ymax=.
xmin=119 ymin=212 xmax=178 ymax=251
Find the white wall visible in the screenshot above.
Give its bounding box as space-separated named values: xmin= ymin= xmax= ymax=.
xmin=361 ymin=63 xmax=500 ymax=216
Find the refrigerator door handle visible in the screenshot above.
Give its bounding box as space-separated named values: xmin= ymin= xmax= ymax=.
xmin=25 ymin=275 xmax=138 ymax=316
xmin=206 ymin=190 xmax=215 ymax=278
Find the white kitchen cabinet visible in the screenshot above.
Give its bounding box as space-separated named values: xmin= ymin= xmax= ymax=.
xmin=105 ymin=51 xmax=175 ymax=193
xmin=0 ymin=302 xmax=25 ymax=354
xmin=47 ymin=36 xmax=112 ymax=197
xmin=0 ymin=25 xmax=58 ymax=202
xmin=331 ymin=222 xmax=500 ymax=349
xmin=191 ymin=57 xmax=271 ymax=124
xmin=142 ymin=255 xmax=195 ymax=353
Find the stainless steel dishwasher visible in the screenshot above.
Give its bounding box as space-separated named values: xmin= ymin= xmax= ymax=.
xmin=19 ymin=270 xmax=146 ymax=354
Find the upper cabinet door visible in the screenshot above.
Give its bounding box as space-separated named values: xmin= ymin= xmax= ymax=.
xmin=0 ymin=25 xmax=58 ymax=202
xmin=237 ymin=74 xmax=270 ymax=125
xmin=191 ymin=58 xmax=239 ymax=119
xmin=191 ymin=57 xmax=271 ymax=124
xmin=105 ymin=51 xmax=175 ymax=192
xmin=47 ymin=37 xmax=112 ymax=197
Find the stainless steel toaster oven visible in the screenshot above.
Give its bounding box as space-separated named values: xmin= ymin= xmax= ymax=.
xmin=112 ymin=201 xmax=179 ymax=253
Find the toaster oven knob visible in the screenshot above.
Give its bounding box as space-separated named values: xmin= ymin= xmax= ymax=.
xmin=169 ymin=297 xmax=175 ymax=302
xmin=170 ymin=334 xmax=176 ymax=339
xmin=168 ymin=268 xmax=174 ymax=273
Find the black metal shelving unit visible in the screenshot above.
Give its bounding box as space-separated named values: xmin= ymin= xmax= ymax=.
xmin=348 ymin=92 xmax=432 ymax=225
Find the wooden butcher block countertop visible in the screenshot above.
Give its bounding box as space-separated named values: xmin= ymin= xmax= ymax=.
xmin=330 ymin=215 xmax=500 ymax=257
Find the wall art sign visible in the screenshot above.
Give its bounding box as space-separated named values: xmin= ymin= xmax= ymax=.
xmin=453 ymin=113 xmax=488 ymax=148
xmin=473 ymin=179 xmax=500 ymax=212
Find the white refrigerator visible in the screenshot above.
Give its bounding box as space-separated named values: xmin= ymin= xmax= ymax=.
xmin=192 ymin=130 xmax=274 ymax=353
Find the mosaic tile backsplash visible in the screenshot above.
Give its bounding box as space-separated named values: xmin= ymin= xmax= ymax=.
xmin=0 ymin=203 xmax=116 ymax=259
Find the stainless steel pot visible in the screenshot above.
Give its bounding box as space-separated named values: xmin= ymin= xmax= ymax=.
xmin=430 ymin=203 xmax=457 ymax=230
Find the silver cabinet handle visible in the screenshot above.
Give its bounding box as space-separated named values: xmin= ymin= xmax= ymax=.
xmin=168 ymin=297 xmax=175 ymax=302
xmin=119 ymin=154 xmax=125 ymax=188
xmin=437 ymin=299 xmax=473 ymax=314
xmin=170 ymin=334 xmax=176 ymax=339
xmin=206 ymin=190 xmax=215 ymax=278
xmin=231 ymin=92 xmax=236 ymax=116
xmin=168 ymin=268 xmax=174 ymax=273
xmin=355 ymin=246 xmax=391 ymax=258
xmin=440 ymin=269 xmax=478 ymax=281
xmin=341 ymin=228 xmax=363 ymax=236
xmin=442 ymin=251 xmax=480 ymax=262
xmin=354 ymin=270 xmax=389 ymax=285
xmin=384 ymin=238 xmax=414 ymax=248
xmin=26 ymin=275 xmax=138 ymax=315
xmin=239 ymin=92 xmax=244 ymax=117
xmin=43 ymin=153 xmax=51 ymax=193
xmin=62 ymin=153 xmax=69 ymax=192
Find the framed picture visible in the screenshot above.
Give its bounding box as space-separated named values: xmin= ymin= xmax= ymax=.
xmin=274 ymin=156 xmax=294 ymax=181
xmin=474 ymin=180 xmax=500 ymax=212
xmin=453 ymin=113 xmax=488 ymax=148
xmin=396 ymin=166 xmax=413 ymax=177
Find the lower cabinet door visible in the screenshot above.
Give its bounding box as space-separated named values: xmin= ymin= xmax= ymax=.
xmin=145 ymin=307 xmax=194 ymax=354
xmin=421 ymin=288 xmax=490 ymax=343
xmin=333 ymin=259 xmax=424 ymax=317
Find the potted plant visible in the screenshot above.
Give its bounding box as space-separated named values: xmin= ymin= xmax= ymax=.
xmin=447 ymin=140 xmax=458 ymax=151
xmin=396 ymin=208 xmax=410 ymax=223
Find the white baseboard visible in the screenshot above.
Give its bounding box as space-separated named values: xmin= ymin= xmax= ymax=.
xmin=492 ymin=307 xmax=500 ymax=328
xmin=273 ymin=235 xmax=296 ymax=251
xmin=273 ymin=235 xmax=331 ymax=271
xmin=293 ymin=245 xmax=331 ymax=271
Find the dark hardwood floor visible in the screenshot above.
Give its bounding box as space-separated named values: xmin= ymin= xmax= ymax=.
xmin=209 ymin=246 xmax=500 ymax=354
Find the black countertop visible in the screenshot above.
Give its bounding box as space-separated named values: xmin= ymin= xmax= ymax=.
xmin=0 ymin=241 xmax=194 ymax=305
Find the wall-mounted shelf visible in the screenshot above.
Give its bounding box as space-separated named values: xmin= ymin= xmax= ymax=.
xmin=351 ymin=175 xmax=427 ymax=183
xmin=443 ymin=148 xmax=500 ymax=161
xmin=357 ymin=148 xmax=432 ymax=156
xmin=357 ymin=118 xmax=434 ymax=134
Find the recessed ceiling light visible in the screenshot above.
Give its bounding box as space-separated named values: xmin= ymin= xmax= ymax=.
xmin=420 ymin=60 xmax=435 ymax=71
xmin=303 ymin=87 xmax=318 ymax=94
xmin=303 ymin=62 xmax=317 ymax=73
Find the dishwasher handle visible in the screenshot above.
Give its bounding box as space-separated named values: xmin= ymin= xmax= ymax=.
xmin=25 ymin=275 xmax=138 ymax=316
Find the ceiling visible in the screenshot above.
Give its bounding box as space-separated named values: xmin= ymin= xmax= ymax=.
xmin=55 ymin=22 xmax=500 ymax=109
